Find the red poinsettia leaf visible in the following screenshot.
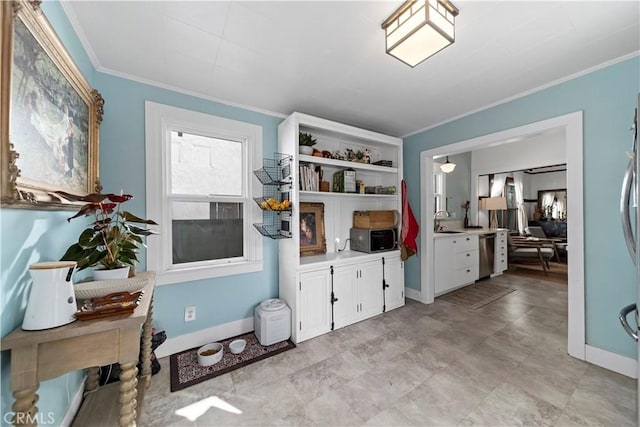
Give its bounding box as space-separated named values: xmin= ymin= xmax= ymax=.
xmin=67 ymin=203 xmax=100 ymax=221
xmin=55 ymin=191 xmax=110 ymax=204
xmin=107 ymin=194 xmax=133 ymax=203
xmin=99 ymin=202 xmax=117 ymax=213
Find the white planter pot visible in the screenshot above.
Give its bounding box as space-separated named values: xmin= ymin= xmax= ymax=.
xmin=299 ymin=145 xmax=314 ymax=155
xmin=93 ymin=266 xmax=130 ymax=281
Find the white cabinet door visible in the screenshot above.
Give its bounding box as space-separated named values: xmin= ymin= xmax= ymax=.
xmin=434 ymin=237 xmax=455 ymax=294
xmin=435 ymin=234 xmax=479 ymax=295
xmin=332 ymin=264 xmax=359 ymax=329
xmin=383 ymin=255 xmax=404 ymax=311
xmin=494 ymin=231 xmax=508 ymax=274
xmin=358 ymin=260 xmax=384 ymax=320
xmin=298 ymin=269 xmax=331 ymax=341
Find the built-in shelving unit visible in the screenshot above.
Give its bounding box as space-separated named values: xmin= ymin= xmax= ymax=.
xmin=253 ymin=153 xmax=293 ymax=239
xmin=277 ymin=112 xmax=405 ymax=343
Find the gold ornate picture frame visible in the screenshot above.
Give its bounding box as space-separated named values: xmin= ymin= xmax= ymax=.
xmin=299 ymin=202 xmax=327 ymax=257
xmin=1 ymin=0 xmax=102 ymax=209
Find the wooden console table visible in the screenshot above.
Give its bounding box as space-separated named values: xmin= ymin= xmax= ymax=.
xmin=1 ymin=272 xmax=156 ymax=427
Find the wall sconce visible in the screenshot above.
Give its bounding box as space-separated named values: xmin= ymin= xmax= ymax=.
xmin=480 ymin=197 xmax=507 ymax=229
xmin=381 ymin=0 xmax=459 ymax=67
xmin=440 ymin=156 xmax=456 ymax=173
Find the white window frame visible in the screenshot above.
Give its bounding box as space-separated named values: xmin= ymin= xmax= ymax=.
xmin=145 ymin=101 xmax=263 ymax=286
xmin=433 ymin=165 xmax=446 ymax=213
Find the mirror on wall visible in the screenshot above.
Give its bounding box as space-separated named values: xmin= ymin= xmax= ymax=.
xmin=537 ymin=189 xmax=567 ymax=220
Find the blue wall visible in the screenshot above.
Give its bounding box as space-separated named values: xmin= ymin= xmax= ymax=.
xmin=1 ymin=2 xmax=95 ymax=425
xmin=93 ymin=72 xmax=282 ymax=337
xmin=403 ymin=56 xmax=640 ymax=358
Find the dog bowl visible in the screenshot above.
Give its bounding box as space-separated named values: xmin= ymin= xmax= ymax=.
xmin=229 ymin=339 xmax=247 ymax=354
xmin=197 ymin=343 xmax=223 ymax=366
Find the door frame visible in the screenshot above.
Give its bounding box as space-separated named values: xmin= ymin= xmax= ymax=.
xmin=419 ymin=111 xmax=585 ymax=360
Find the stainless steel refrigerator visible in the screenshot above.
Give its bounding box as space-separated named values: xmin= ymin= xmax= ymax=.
xmin=619 ymin=94 xmax=639 ymax=425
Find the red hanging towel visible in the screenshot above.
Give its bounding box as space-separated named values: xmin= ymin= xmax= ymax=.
xmin=400 ymin=179 xmax=419 ymax=261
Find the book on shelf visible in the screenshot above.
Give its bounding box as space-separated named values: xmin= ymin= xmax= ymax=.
xmin=299 ymin=163 xmax=319 ymax=192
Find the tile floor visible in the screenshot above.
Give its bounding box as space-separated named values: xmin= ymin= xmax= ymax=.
xmin=140 ymin=273 xmax=636 ymax=426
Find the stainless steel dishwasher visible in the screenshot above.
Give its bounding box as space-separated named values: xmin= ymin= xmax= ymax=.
xmin=479 ymin=233 xmax=495 ymax=279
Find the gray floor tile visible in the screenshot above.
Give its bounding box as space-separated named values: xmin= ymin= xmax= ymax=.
xmin=140 ymin=273 xmax=637 ymax=427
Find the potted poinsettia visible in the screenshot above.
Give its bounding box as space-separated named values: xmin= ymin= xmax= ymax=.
xmin=55 ymin=191 xmax=157 ymax=279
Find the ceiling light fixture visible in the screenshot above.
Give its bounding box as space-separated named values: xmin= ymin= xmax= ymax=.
xmin=440 ymin=156 xmax=456 ymax=173
xmin=381 ymin=0 xmax=459 ymax=67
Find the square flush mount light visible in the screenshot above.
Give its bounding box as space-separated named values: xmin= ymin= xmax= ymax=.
xmin=381 ymin=0 xmax=459 ymax=67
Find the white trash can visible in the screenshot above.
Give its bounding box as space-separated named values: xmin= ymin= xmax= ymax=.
xmin=254 ymin=298 xmax=291 ymax=346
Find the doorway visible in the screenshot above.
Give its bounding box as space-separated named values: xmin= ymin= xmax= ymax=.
xmin=419 ymin=111 xmax=585 ymax=361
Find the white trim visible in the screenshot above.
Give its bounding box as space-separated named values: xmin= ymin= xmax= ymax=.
xmin=419 ymin=111 xmax=586 ymax=360
xmin=585 ymin=344 xmax=638 ymax=379
xmin=155 ymin=316 xmax=254 ymax=359
xmin=403 ymin=52 xmax=639 ymax=138
xmin=145 ymin=101 xmax=263 ymax=285
xmin=404 ymin=287 xmax=422 ymax=302
xmin=61 ymin=375 xmax=85 ymax=427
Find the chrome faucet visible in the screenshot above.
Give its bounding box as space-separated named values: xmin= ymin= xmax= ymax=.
xmin=434 ymin=210 xmax=450 ymax=232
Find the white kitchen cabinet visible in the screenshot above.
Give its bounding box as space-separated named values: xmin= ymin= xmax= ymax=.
xmin=332 ymin=264 xmax=359 ymax=329
xmin=434 ymin=233 xmax=479 ymax=296
xmin=333 ymin=260 xmax=383 ymax=329
xmin=277 ymin=112 xmax=404 ymax=343
xmin=494 ymin=230 xmax=508 ymax=275
xmin=383 ymin=255 xmax=404 ymax=311
xmin=358 ymin=260 xmax=384 ymax=319
xmin=297 ymin=269 xmax=332 ymax=342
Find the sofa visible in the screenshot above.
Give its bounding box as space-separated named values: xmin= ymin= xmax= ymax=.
xmin=527 ymin=220 xmax=567 ymax=239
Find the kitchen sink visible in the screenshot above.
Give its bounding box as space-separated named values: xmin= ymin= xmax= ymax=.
xmin=437 ymin=230 xmax=464 ymax=234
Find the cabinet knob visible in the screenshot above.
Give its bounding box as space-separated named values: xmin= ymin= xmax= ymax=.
xmin=466 ymin=269 xmax=471 ymax=273
xmin=466 ymin=237 xmax=470 ymax=241
xmin=466 ymin=253 xmax=470 ymax=257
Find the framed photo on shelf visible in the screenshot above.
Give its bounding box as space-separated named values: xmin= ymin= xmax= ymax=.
xmin=299 ymin=202 xmax=326 ymax=257
xmin=1 ymin=0 xmax=103 ymax=209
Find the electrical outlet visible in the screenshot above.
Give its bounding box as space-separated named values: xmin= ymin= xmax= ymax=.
xmin=184 ymin=306 xmax=196 ymax=322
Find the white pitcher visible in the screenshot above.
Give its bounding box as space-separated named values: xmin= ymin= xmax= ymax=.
xmin=23 ymin=261 xmax=77 ymax=330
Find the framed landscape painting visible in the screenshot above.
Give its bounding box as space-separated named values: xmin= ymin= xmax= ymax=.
xmin=1 ymin=0 xmax=103 ymax=208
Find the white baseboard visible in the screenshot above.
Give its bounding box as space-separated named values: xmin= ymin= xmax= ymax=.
xmin=155 ymin=317 xmax=254 ymax=359
xmin=61 ymin=374 xmax=85 ymax=427
xmin=405 ymin=287 xmax=422 ymax=302
xmin=585 ymin=344 xmax=637 ymax=379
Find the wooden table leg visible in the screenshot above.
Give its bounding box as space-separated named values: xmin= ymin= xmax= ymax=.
xmin=118 ymin=362 xmax=138 ymax=427
xmin=12 ymin=384 xmax=39 ymax=426
xmin=140 ymin=295 xmax=153 ymax=388
xmin=85 ymin=366 xmax=100 ymax=395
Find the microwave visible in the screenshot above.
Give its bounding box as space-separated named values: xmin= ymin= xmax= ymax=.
xmin=350 ymin=228 xmax=397 ymax=253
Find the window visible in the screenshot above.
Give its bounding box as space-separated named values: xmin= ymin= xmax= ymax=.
xmin=433 ymin=165 xmax=446 ymax=213
xmin=145 ymin=102 xmax=263 ymax=285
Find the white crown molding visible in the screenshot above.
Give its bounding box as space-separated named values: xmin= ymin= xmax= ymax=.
xmin=402 ymin=51 xmax=640 ymax=139
xmin=59 ymin=3 xmax=287 ymax=121
xmin=59 ymin=2 xmax=102 ymax=70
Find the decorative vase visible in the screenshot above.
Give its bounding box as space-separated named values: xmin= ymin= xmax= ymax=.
xmin=93 ymin=266 xmax=130 ymax=281
xmin=299 ymin=145 xmax=313 ymax=155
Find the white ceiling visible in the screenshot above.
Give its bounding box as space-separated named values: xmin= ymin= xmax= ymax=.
xmin=62 ymin=1 xmax=640 ymax=137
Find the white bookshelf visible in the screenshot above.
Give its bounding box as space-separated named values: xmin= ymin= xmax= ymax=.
xmin=277 ymin=113 xmax=405 ymax=343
